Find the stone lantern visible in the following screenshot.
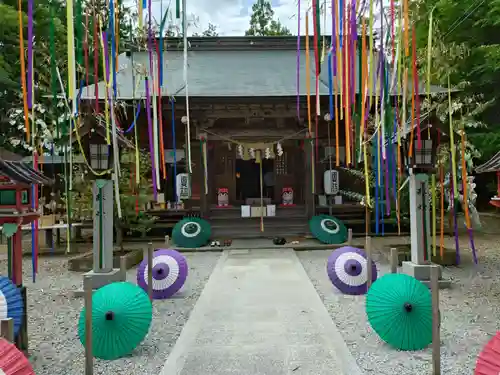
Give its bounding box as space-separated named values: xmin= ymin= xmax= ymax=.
xmin=400 ymin=126 xmax=449 ymax=287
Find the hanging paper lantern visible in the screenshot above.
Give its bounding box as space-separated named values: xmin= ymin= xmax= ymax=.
xmin=237 ymin=144 xmax=243 ymax=159
xmin=265 ymin=148 xmax=271 ymax=159
xmin=249 ymin=148 xmax=255 ymax=159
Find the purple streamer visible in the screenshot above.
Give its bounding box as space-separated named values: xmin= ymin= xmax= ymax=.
xmin=145 ymin=78 xmax=157 ymax=199
xmin=27 ymin=0 xmax=34 ymax=108
xmin=148 ymin=0 xmax=154 ymax=77
xmin=350 ymin=0 xmax=356 ymax=103
xmin=449 ymin=160 xmax=460 ymax=265
xmin=296 ymin=0 xmax=300 ymax=119
xmin=332 ymin=0 xmax=336 ymax=75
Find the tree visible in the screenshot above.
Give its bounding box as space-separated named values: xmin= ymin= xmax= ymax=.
xmin=194 ymin=22 xmax=218 ymax=37
xmin=245 ymin=0 xmax=291 ymax=36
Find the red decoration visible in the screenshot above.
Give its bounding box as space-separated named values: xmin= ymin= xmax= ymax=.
xmin=475 ymin=331 xmax=500 ymax=374
xmin=0 ymin=338 xmax=35 ymax=375
xmin=280 ymin=187 xmax=295 ymax=207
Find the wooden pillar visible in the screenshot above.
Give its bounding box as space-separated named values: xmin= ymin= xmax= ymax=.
xmin=304 ymin=135 xmax=315 ymax=219
xmin=199 ymin=134 xmax=208 ymax=218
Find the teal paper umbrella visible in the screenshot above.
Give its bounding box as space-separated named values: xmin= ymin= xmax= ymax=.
xmin=172 ymin=217 xmax=211 ymax=248
xmin=309 ymin=215 xmax=348 ymax=244
xmin=366 ymin=273 xmax=432 ymax=351
xmin=78 ymin=282 xmax=152 ymax=360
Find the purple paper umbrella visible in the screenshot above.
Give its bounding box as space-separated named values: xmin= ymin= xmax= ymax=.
xmin=326 ymin=246 xmax=378 ymax=295
xmin=136 ymin=249 xmax=188 ymax=299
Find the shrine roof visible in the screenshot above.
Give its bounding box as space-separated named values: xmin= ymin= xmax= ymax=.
xmin=475 ymin=152 xmax=500 ymax=174
xmin=77 ymin=36 xmax=447 ymax=100
xmin=0 ymin=159 xmax=54 ymax=185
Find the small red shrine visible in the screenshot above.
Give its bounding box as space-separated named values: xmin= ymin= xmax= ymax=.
xmin=0 ymin=158 xmax=53 ymax=286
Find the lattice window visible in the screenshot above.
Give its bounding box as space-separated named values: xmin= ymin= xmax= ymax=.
xmin=90 ymin=144 xmax=109 ymax=170
xmin=275 ymin=153 xmax=288 ymax=175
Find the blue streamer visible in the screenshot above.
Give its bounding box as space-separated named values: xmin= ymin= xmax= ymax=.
xmin=31 ymin=183 xmax=36 ymax=282
xmin=339 ymin=0 xmax=343 ymax=49
xmin=171 ymin=99 xmax=177 ymax=202
xmin=327 ymin=52 xmax=334 ymax=120
xmin=123 ymin=102 xmax=142 ymax=133
xmin=373 ymin=135 xmax=379 ymax=235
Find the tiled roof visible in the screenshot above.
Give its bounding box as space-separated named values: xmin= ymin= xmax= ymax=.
xmin=476 ymin=152 xmax=500 ymax=174
xmin=78 ymin=36 xmax=447 ymax=100
xmin=0 ymin=159 xmax=54 ymax=185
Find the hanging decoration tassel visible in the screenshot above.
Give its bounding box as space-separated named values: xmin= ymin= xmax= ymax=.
xmin=18 ymin=0 xmax=30 ymax=141
xmin=171 ymin=99 xmax=178 ymax=202
xmin=296 ymin=0 xmax=301 ymax=120
xmin=182 ymin=0 xmax=193 ymax=175
xmin=460 ymin=130 xmax=478 ymax=264
xmin=449 ymin=157 xmax=460 ymax=265
xmin=145 ymin=77 xmax=157 ymax=199
xmin=93 ymin=6 xmax=99 ymax=113
xmin=448 ymin=76 xmax=459 ymax=198
xmin=305 ymin=12 xmax=312 ymax=135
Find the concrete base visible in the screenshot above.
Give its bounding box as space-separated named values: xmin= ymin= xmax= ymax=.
xmin=401 ymin=261 xmax=451 ymax=289
xmin=73 ymin=268 xmax=126 ymax=297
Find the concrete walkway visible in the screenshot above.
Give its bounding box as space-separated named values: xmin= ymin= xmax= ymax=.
xmin=159 ymin=249 xmax=363 ymax=375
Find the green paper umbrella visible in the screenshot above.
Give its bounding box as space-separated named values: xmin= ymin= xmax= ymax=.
xmin=78 ymin=282 xmax=152 ymax=360
xmin=172 ymin=217 xmax=211 ymax=248
xmin=366 ymin=273 xmax=432 ymax=351
xmin=309 ymin=215 xmax=348 ymax=244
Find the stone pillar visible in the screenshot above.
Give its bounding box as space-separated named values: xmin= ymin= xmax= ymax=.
xmin=92 ymin=180 xmax=113 ymax=273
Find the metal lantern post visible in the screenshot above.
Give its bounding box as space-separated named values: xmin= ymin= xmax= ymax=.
xmin=401 ymin=133 xmax=450 ymax=288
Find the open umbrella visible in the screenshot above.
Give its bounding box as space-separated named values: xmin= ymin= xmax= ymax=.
xmin=309 ymin=215 xmax=347 ymax=244
xmin=137 ymin=249 xmax=188 ymax=299
xmin=0 ymin=276 xmax=24 ymax=337
xmin=327 ymin=246 xmax=377 ymax=295
xmin=475 ymin=332 xmax=500 ymax=374
xmin=78 ymin=282 xmax=153 ymax=360
xmin=0 ymin=338 xmax=35 ymax=375
xmin=172 ymin=217 xmax=211 ymax=248
xmin=366 ymin=273 xmax=432 ymax=351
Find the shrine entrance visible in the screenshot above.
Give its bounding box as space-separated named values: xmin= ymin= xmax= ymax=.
xmin=235 ymin=158 xmax=274 ymax=203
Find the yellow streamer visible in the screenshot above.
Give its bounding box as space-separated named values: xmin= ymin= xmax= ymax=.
xmin=448 ymin=76 xmax=458 ymax=197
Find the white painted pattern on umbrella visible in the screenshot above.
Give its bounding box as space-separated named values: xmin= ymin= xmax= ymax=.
xmin=180 ymin=222 xmax=201 ymax=238
xmin=320 ymin=218 xmax=340 ymax=234
xmin=334 ymin=252 xmax=367 ymax=287
xmin=143 ymin=255 xmax=180 ymax=291
xmin=0 ymin=369 xmax=5 ymax=375
xmin=0 ymin=290 xmax=7 ymax=321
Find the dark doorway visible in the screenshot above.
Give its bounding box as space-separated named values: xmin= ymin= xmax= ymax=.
xmin=235 ymin=159 xmax=274 ymax=202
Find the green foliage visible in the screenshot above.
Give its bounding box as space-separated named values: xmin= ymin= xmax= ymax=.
xmin=413 ymin=0 xmax=500 ymax=165
xmin=116 ymin=150 xmax=156 ymax=237
xmin=245 ymin=0 xmax=291 ymax=36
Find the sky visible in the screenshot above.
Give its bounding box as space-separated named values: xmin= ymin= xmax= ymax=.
xmin=148 ymin=0 xmax=338 ymax=36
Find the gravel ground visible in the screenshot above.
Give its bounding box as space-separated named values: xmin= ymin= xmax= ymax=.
xmin=298 ymin=233 xmax=500 ymax=375
xmin=1 ymin=251 xmax=220 ymax=375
